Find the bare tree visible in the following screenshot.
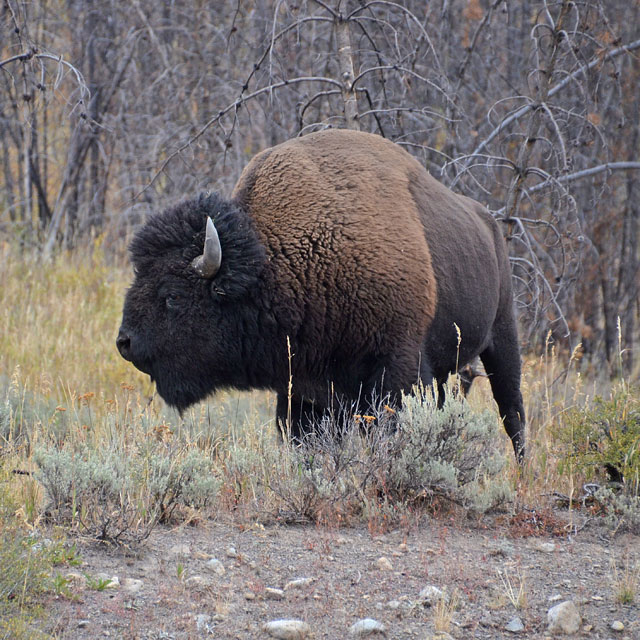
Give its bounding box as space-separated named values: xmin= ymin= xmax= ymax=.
xmin=1 ymin=0 xmax=639 ymax=372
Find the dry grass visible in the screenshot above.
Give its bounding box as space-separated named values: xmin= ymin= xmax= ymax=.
xmin=611 ymin=554 xmax=639 ymax=604
xmin=0 ymin=240 xmax=139 ymax=396
xmin=0 ymin=242 xmax=635 ymax=538
xmin=433 ymin=588 xmax=460 ymax=634
xmin=496 ymin=566 xmax=528 ymax=610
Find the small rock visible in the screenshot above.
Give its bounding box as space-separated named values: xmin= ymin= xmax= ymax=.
xmin=195 ymin=614 xmax=212 ymax=631
xmin=244 ymin=591 xmax=256 ymax=600
xmin=386 ymin=600 xmax=401 ymax=610
xmin=488 ymin=541 xmax=515 ymax=557
xmin=547 ymin=600 xmax=581 ymax=635
xmin=533 ymin=540 xmax=556 ymax=553
xmin=31 ymin=538 xmax=53 ymax=552
xmin=417 ymin=585 xmax=445 ymax=606
xmin=611 ymin=621 xmax=624 ymax=632
xmin=263 ymin=619 xmax=311 ymax=639
xmin=226 ymin=546 xmax=237 ymax=558
xmin=77 ymin=620 xmax=90 ymax=628
xmin=505 ymin=617 xmax=525 ymax=633
xmin=375 ymin=557 xmax=393 ymax=571
xmin=205 ymin=558 xmax=226 ymax=576
xmin=284 ymin=577 xmax=314 ymax=590
xmin=398 ymin=543 xmax=408 ymax=553
xmin=548 ymin=594 xmax=563 ymax=602
xmin=185 ymin=575 xmax=212 ymax=590
xmin=265 ymin=587 xmax=285 ymax=600
xmin=350 ymin=618 xmax=387 ymax=636
xmin=170 ymin=543 xmax=191 ymax=555
xmin=122 ymin=578 xmax=143 ymax=594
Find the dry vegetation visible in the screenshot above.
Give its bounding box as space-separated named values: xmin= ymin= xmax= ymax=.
xmin=1 ymin=242 xmax=638 ymax=637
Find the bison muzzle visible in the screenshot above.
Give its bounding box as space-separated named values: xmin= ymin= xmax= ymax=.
xmin=117 ymin=129 xmax=525 ymax=459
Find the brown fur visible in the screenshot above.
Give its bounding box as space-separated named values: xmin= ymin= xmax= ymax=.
xmin=232 ymin=131 xmax=438 ymax=390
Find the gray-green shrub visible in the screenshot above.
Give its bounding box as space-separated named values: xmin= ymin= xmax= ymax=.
xmin=386 ymin=385 xmax=513 ymax=512
xmin=34 ymin=444 xmax=220 ymax=543
xmin=265 ymin=386 xmax=513 ymax=524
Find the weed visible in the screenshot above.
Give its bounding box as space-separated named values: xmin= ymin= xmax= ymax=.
xmin=551 ymin=383 xmax=640 ymax=532
xmin=508 ymin=507 xmax=568 ymax=538
xmin=496 ymin=567 xmax=528 ymax=610
xmin=32 ymin=439 xmax=221 ymax=544
xmin=148 ymin=447 xmax=222 ymax=522
xmin=45 ymin=541 xmax=82 ymax=567
xmin=263 ymin=385 xmax=512 ymax=529
xmin=611 ymin=555 xmax=638 ymax=604
xmin=51 ymin=573 xmax=74 ymax=599
xmin=85 ymin=574 xmax=113 ymax=591
xmin=555 ymin=385 xmax=639 ymax=489
xmin=0 ymin=473 xmax=51 ymax=638
xmin=386 ymin=384 xmax=513 ymax=513
xmin=433 ymin=588 xmax=459 ymax=633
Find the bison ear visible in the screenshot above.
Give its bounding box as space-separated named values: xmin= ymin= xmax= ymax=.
xmin=192 ymin=216 xmax=222 ymax=279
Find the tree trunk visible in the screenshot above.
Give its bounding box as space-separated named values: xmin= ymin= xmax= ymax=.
xmin=335 ymin=10 xmax=360 ymax=131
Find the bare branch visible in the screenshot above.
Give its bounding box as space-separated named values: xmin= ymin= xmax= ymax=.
xmin=346 ymin=0 xmax=442 ymax=74
xmin=468 ymin=37 xmax=640 ymax=160
xmin=240 ymin=16 xmax=333 ymax=96
xmin=141 ymin=76 xmax=343 ymax=195
xmin=454 ymin=0 xmax=504 ymax=87
xmin=527 ymin=161 xmax=640 ymax=195
xmin=351 ymin=65 xmax=455 ymax=108
xmin=309 ymin=0 xmax=339 ymax=18
xmin=335 ymin=15 xmax=360 ymax=130
xmin=0 ymin=50 xmax=36 ymax=69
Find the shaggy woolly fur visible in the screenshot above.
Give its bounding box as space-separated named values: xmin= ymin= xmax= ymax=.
xmin=118 ymin=129 xmax=525 ymax=458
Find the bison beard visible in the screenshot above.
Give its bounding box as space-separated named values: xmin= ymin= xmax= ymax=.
xmin=117 ymin=129 xmax=525 ymax=460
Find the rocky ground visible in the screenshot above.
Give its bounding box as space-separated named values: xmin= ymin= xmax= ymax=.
xmin=44 ymin=514 xmax=638 ymax=639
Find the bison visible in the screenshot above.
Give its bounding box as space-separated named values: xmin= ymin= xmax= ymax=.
xmin=117 ymin=129 xmax=525 ymax=459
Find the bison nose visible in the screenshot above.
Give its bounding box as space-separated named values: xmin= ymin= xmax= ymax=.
xmin=116 ymin=329 xmax=133 ymax=361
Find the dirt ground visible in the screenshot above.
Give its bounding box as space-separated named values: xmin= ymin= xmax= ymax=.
xmin=43 ymin=512 xmax=639 ymax=640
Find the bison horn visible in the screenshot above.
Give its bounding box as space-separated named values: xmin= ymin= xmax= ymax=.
xmin=192 ymin=216 xmax=222 ymax=278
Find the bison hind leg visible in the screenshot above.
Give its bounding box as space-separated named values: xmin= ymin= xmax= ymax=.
xmin=479 ymin=322 xmax=526 ymax=462
xmin=416 ymin=358 xmax=448 ymax=406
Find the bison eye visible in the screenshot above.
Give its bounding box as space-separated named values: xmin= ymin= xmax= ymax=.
xmin=165 ymin=293 xmax=182 ymax=311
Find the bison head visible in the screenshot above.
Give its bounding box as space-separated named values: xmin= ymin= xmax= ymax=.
xmin=116 ymin=193 xmax=266 ymax=411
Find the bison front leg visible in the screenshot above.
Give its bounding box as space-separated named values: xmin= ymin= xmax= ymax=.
xmin=276 ymin=392 xmax=321 ymax=444
xmin=480 ymin=320 xmax=526 ymax=461
xmin=417 ymin=358 xmax=447 ymax=407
